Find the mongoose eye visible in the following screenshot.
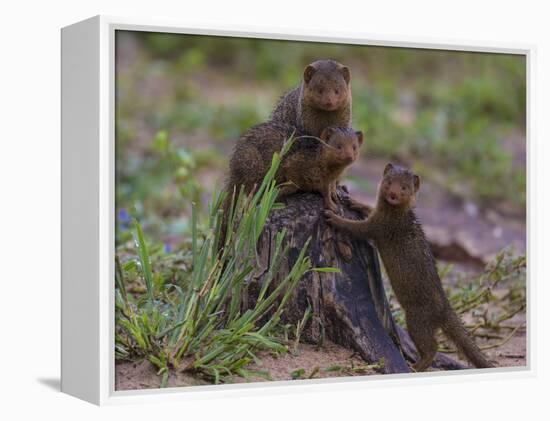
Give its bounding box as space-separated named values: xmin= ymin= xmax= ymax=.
xmin=401 ymin=186 xmax=406 ymax=191
xmin=334 ymin=89 xmax=340 ymax=95
xmin=318 ymin=88 xmax=324 ymax=95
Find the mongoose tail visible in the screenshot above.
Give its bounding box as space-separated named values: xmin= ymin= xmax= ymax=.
xmin=442 ymin=311 xmax=494 ymax=368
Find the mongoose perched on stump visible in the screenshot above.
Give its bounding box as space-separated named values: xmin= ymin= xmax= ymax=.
xmin=225 ymin=121 xmax=362 ymax=206
xmin=270 ymin=59 xmax=352 ymax=137
xmin=220 ymin=122 xmax=362 ymax=250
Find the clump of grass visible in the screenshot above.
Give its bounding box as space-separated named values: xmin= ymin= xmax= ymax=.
xmin=115 ymin=138 xmax=332 ymax=384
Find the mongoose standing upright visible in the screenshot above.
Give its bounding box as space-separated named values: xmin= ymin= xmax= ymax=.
xmin=324 ymin=164 xmax=494 ymax=371
xmin=270 ymin=59 xmax=352 ymax=137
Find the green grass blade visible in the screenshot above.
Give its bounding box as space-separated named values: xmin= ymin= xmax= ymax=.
xmin=131 ymin=218 xmax=154 ymax=301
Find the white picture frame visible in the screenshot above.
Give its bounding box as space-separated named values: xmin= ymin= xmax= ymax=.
xmin=61 ymin=15 xmax=533 ymax=406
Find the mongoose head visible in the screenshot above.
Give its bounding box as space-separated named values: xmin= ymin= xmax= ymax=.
xmin=378 ymin=163 xmax=420 ymax=209
xmin=302 ymin=59 xmax=351 ymax=112
xmin=320 ymin=127 xmax=363 ymax=166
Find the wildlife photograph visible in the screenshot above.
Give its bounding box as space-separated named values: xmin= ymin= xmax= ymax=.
xmin=114 ymin=30 xmax=527 ymax=390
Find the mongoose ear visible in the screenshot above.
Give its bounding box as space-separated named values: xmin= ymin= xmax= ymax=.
xmin=383 ymin=163 xmax=394 ymax=176
xmin=303 ymin=64 xmax=316 ymax=84
xmin=355 ymin=131 xmax=364 ymax=146
xmin=341 ymin=66 xmax=351 ymax=84
xmin=320 ymin=127 xmax=334 ymax=141
xmin=413 ymin=175 xmax=421 ymax=192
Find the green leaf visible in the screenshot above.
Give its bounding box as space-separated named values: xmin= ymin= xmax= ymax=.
xmin=310 ymin=267 xmax=341 ymax=273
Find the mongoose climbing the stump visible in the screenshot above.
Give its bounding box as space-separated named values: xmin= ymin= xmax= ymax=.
xmin=324 ymin=163 xmax=494 ymax=371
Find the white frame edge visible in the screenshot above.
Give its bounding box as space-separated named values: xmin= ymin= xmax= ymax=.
xmin=61 ymin=16 xmax=101 ymax=404
xmin=60 ymin=14 xmax=535 ymax=406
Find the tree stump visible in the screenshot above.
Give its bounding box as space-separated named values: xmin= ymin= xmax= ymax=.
xmin=244 ymin=187 xmax=465 ymax=374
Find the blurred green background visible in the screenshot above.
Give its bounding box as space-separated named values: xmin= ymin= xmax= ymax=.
xmin=115 ymin=30 xmax=526 ymax=251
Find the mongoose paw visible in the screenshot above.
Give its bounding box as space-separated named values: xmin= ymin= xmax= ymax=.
xmin=358 ymin=205 xmax=373 ymax=217
xmin=323 ymin=210 xmax=337 ymax=225
xmin=341 ymin=195 xmax=372 ymax=216
xmin=337 ymin=241 xmax=353 ymax=262
xmin=411 ymin=362 xmax=430 ymax=373
xmin=325 ymin=202 xmax=340 ymax=213
xmin=340 ymin=195 xmax=353 ymax=207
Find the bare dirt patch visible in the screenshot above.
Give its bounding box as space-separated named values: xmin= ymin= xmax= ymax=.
xmin=116 ymin=340 xmax=375 ymax=391
xmin=116 ymin=331 xmax=525 ymax=391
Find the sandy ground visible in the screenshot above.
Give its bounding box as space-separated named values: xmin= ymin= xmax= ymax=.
xmin=116 ymin=326 xmax=526 ymax=391
xmin=116 ymin=340 xmax=371 ymax=391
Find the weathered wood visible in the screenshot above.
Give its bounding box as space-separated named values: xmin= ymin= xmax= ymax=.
xmin=244 ymin=186 xmax=465 ymax=374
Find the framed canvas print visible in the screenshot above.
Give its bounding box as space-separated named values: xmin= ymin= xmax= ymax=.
xmin=61 ymin=15 xmax=531 ymax=405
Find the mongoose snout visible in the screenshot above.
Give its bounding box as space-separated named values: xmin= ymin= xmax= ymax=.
xmin=304 ymin=67 xmax=350 ymax=112
xmin=271 ymin=59 xmax=352 ymax=137
xmin=321 ymin=127 xmax=363 ymax=167
xmin=380 ymin=164 xmax=419 ymax=207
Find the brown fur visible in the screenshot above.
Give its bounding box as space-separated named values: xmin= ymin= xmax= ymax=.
xmin=324 ymin=164 xmax=494 ymax=371
xmin=227 ymin=122 xmax=363 ymax=211
xmin=270 ymin=59 xmax=352 ymax=137
xmin=219 ymin=122 xmax=363 ymax=250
